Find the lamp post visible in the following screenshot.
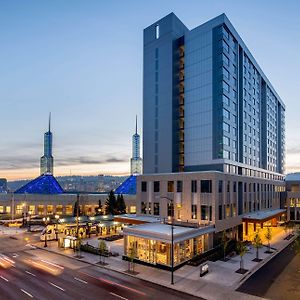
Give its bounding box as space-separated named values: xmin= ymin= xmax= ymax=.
xmin=161 ymin=196 xmax=174 ymax=285
xmin=27 ymin=211 xmax=32 ymax=232
xmin=55 ymin=214 xmax=60 ymax=241
xmin=43 ymin=217 xmax=50 ymax=247
xmin=22 ymin=202 xmax=26 ymax=227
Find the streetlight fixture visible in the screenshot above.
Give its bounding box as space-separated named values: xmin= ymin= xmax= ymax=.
xmin=161 ymin=196 xmax=174 ymax=285
xmin=54 ymin=214 xmax=60 ymax=241
xmin=42 ymin=217 xmax=50 ymax=247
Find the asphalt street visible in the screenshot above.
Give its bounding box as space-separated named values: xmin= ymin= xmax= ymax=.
xmin=237 ymin=239 xmax=297 ymax=297
xmin=0 ymin=233 xmax=200 ymax=300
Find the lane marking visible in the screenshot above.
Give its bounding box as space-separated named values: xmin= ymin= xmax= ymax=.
xmin=21 ymin=289 xmax=33 ymax=298
xmin=0 ymin=275 xmax=9 ymax=282
xmin=49 ymin=282 xmax=65 ymax=292
xmin=25 ymin=271 xmax=36 ymax=277
xmin=74 ymin=277 xmax=88 ymax=284
xmin=81 ymin=272 xmax=146 ymax=296
xmin=110 ymin=292 xmax=128 ymax=300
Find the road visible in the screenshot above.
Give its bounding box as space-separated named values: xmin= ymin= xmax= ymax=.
xmin=0 ymin=233 xmax=200 ymax=300
xmin=237 ymin=239 xmax=297 ymax=297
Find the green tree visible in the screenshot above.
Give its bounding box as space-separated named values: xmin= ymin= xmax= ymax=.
xmin=128 ymin=246 xmax=136 ymax=273
xmin=221 ymin=230 xmax=229 ymax=261
xmin=99 ymin=240 xmax=108 ymax=264
xmin=95 ymin=199 xmax=103 ymax=215
xmin=236 ymin=241 xmax=247 ymax=271
xmin=105 ymin=190 xmax=117 ymax=215
xmin=116 ymin=194 xmax=126 ymax=215
xmin=265 ymin=227 xmax=272 ymax=253
xmin=252 ymin=232 xmax=263 ymax=261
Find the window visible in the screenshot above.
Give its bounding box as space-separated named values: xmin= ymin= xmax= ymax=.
xmin=191 ymin=205 xmax=197 ymax=219
xmin=223 ymin=122 xmax=230 ymax=133
xmin=223 ymin=53 xmax=229 ymax=66
xmin=167 ymin=181 xmax=174 ymax=193
xmin=223 ymin=67 xmax=229 ymax=79
xmin=223 ymin=81 xmax=230 ymax=93
xmin=155 ymin=48 xmax=159 ymax=59
xmin=177 ymin=181 xmax=183 ymax=192
xmin=223 ymin=150 xmax=230 ymax=159
xmin=223 ymin=40 xmax=229 ymax=52
xmin=141 ymin=202 xmax=146 ymax=214
xmin=154 ymin=203 xmax=160 ymax=215
xmin=223 ymin=136 xmax=230 ymax=146
xmin=191 ymin=180 xmax=197 ymax=193
xmin=223 ymin=108 xmax=230 ymax=119
xmin=141 ymin=181 xmax=147 ymax=192
xmin=167 ymin=203 xmax=174 ymax=217
xmin=218 ymin=180 xmax=223 ymax=193
xmin=223 ymin=94 xmax=230 ymax=106
xmin=201 ymin=180 xmax=212 ymax=193
xmin=201 ymin=205 xmax=208 ymax=220
xmin=218 ymin=205 xmax=223 ymax=220
xmin=154 ymin=181 xmax=160 ymax=193
xmin=155 ymin=24 xmax=160 ymax=39
xmin=223 ymin=26 xmax=229 ymax=39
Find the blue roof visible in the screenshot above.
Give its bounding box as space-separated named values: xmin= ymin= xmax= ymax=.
xmin=115 ymin=175 xmax=136 ymax=195
xmin=15 ymin=174 xmax=64 ymax=194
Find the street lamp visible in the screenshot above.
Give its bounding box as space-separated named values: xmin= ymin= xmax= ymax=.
xmin=55 ymin=214 xmax=60 ymax=241
xmin=43 ymin=217 xmax=50 ymax=247
xmin=161 ymin=196 xmax=174 ymax=285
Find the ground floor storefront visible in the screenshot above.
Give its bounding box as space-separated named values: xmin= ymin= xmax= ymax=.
xmin=123 ymin=223 xmax=214 ymax=268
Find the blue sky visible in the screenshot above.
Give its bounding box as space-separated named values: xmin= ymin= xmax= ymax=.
xmin=0 ymin=0 xmax=299 ymax=180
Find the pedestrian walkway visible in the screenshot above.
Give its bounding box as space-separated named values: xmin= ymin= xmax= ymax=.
xmin=33 ymin=228 xmax=296 ymax=300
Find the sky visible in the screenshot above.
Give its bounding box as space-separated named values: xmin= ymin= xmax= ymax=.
xmin=0 ymin=0 xmax=300 ymax=181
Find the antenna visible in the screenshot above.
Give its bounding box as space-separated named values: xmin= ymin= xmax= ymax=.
xmin=135 ymin=115 xmax=137 ymax=134
xmin=48 ymin=112 xmax=51 ymax=132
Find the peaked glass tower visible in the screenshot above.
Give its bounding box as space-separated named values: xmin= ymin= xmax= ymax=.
xmin=130 ymin=116 xmax=142 ymax=175
xmin=40 ymin=113 xmax=54 ymax=175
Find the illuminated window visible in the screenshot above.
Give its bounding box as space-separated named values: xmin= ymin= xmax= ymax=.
xmin=155 ymin=24 xmax=160 ymax=39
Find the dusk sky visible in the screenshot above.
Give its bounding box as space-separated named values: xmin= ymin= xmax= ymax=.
xmin=1 ymin=0 xmax=299 ymax=181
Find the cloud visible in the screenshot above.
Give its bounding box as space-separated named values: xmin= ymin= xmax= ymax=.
xmin=286 ymin=147 xmax=300 ymax=155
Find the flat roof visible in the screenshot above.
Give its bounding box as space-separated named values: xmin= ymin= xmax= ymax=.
xmin=115 ymin=214 xmax=161 ymax=223
xmin=123 ymin=223 xmax=215 ymax=243
xmin=242 ymin=208 xmax=286 ymax=222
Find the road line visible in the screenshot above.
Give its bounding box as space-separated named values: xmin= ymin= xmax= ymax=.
xmin=0 ymin=276 xmax=9 ymax=282
xmin=74 ymin=277 xmax=88 ymax=284
xmin=25 ymin=271 xmax=36 ymax=277
xmin=49 ymin=282 xmax=65 ymax=292
xmin=21 ymin=289 xmax=33 ymax=298
xmin=110 ymin=292 xmax=128 ymax=300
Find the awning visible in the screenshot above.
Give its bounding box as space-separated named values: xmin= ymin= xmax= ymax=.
xmin=242 ymin=208 xmax=286 ymax=223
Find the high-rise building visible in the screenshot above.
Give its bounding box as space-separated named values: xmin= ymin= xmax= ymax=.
xmin=143 ymin=13 xmax=285 ymax=178
xmin=130 ymin=116 xmax=142 ymax=175
xmin=40 ymin=113 xmax=54 ymax=175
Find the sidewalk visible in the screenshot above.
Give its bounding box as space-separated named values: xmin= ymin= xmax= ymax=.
xmin=33 ymin=229 xmax=296 ymax=300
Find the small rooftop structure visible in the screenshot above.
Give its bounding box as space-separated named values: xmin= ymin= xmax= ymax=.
xmin=14 ymin=174 xmax=64 ymax=195
xmin=123 ymin=222 xmax=215 ymax=243
xmin=242 ymin=208 xmax=286 ymax=223
xmin=115 ymin=175 xmax=136 ymax=195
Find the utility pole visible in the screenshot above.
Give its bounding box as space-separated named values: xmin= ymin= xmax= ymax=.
xmin=76 ymin=193 xmax=79 ymax=238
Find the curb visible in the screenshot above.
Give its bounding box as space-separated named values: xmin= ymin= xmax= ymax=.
xmin=32 ymin=244 xmax=205 ymax=299
xmin=233 ymin=235 xmax=298 ymax=290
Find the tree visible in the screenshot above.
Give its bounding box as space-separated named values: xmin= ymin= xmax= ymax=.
xmin=221 ymin=230 xmax=229 ymax=261
xmin=236 ymin=241 xmax=247 ymax=271
xmin=99 ymin=240 xmax=108 ymax=265
xmin=252 ymin=232 xmax=263 ymax=261
xmin=116 ymin=194 xmax=126 ymax=215
xmin=95 ymin=199 xmax=103 ymax=215
xmin=128 ymin=246 xmax=137 ymax=273
xmin=292 ymin=238 xmax=300 ymax=256
xmin=105 ymin=190 xmax=117 ymax=215
xmin=73 ymin=199 xmax=82 ymax=217
xmin=265 ymin=227 xmax=272 ymax=253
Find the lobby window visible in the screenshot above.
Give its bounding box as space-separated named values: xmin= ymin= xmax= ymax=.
xmin=177 ymin=181 xmax=183 ymax=192
xmin=191 ymin=180 xmax=197 ymax=193
xmin=201 ymin=180 xmax=212 ymax=193
xmin=155 ymin=24 xmax=160 ymax=39
xmin=141 ymin=202 xmax=146 ymax=214
xmin=154 ymin=181 xmax=160 ymax=193
xmin=167 ymin=202 xmax=174 ymax=217
xmin=154 ymin=202 xmax=160 ymax=215
xmin=141 ymin=181 xmax=147 ymax=192
xmin=191 ymin=204 xmax=197 ymax=219
xmin=167 ymin=181 xmax=174 ymax=193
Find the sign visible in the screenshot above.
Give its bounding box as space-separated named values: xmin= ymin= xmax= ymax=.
xmin=200 ymin=263 xmax=209 ymax=277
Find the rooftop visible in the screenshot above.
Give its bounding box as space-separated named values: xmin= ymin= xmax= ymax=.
xmin=242 ymin=208 xmax=286 ymax=222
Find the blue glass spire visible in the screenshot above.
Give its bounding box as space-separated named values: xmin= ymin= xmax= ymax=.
xmin=115 ymin=175 xmax=136 ymax=195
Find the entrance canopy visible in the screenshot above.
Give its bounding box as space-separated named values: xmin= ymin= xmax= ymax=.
xmin=242 ymin=208 xmax=286 ymax=223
